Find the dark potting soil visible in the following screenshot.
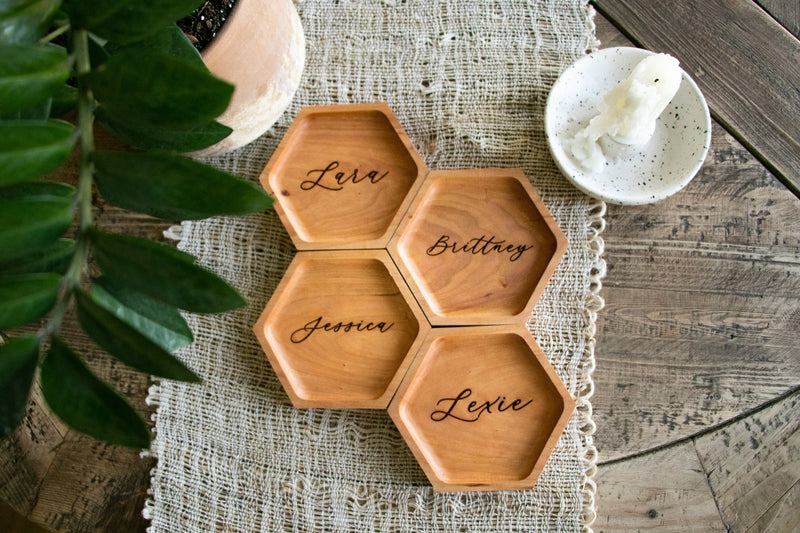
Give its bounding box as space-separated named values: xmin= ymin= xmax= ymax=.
xmin=178 ymin=0 xmax=237 ymax=51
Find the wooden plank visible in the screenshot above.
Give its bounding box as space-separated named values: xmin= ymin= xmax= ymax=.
xmin=24 ymin=323 xmax=155 ymax=532
xmin=694 ymin=391 xmax=800 ymax=531
xmin=593 ymin=0 xmax=800 ymax=198
xmin=747 ymin=478 xmax=800 ymax=532
xmin=0 ymin=383 xmax=68 ymax=516
xmin=28 ymin=430 xmax=154 ymax=533
xmin=0 ymin=500 xmax=54 ymax=533
xmin=757 ymin=0 xmax=800 ymax=38
xmin=594 ymin=441 xmax=725 ymax=531
xmin=594 ymin=119 xmax=800 ymax=460
xmin=594 ymin=10 xmax=636 ymax=49
xmin=593 ymin=344 xmax=798 ymax=458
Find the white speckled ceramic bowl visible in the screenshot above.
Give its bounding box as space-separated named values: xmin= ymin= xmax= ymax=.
xmin=545 ymin=47 xmax=711 ymax=205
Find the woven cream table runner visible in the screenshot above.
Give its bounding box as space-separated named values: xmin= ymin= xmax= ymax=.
xmin=144 ymin=1 xmax=604 ymax=531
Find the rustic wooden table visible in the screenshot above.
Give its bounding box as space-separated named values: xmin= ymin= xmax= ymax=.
xmin=2 ymin=1 xmax=799 ymax=531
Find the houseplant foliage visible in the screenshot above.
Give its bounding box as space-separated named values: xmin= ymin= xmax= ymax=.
xmin=0 ymin=0 xmax=273 ymax=448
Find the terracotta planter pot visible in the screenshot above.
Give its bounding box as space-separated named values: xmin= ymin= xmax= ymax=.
xmin=195 ymin=0 xmax=305 ymax=156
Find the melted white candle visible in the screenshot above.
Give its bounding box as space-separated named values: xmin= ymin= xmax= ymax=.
xmin=570 ymin=53 xmax=682 ymax=172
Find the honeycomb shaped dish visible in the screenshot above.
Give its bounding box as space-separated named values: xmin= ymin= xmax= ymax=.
xmin=259 ymin=103 xmax=427 ymax=250
xmin=387 ymin=325 xmax=575 ymax=492
xmin=253 ymin=103 xmax=573 ymax=492
xmin=253 ymin=250 xmax=429 ymax=409
xmin=388 ymin=169 xmax=568 ymax=325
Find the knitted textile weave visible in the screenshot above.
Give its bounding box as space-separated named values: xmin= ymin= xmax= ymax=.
xmin=145 ymin=1 xmax=604 ymax=531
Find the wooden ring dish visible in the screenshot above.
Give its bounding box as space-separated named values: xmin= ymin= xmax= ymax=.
xmin=253 ymin=249 xmax=429 ymax=409
xmin=259 ymin=103 xmax=427 ymax=249
xmin=388 ymin=169 xmax=568 ymax=325
xmin=253 ymin=104 xmax=574 ymax=491
xmin=387 ymin=325 xmax=575 ymax=492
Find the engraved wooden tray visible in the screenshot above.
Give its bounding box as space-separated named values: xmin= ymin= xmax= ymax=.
xmin=253 ymin=103 xmax=573 ymax=492
xmin=259 ymin=103 xmax=427 ymax=250
xmin=388 ymin=168 xmax=568 ymax=325
xmin=253 ymin=250 xmax=428 ymax=409
xmin=387 ymin=325 xmax=575 ymax=492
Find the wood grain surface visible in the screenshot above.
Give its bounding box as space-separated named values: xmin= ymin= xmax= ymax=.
xmin=592 ymin=12 xmax=800 ymax=532
xmin=593 ymin=119 xmax=800 ymax=460
xmin=756 ymin=0 xmax=800 ymax=38
xmin=3 ymin=4 xmax=800 ymax=532
xmin=695 ymin=391 xmax=800 ymax=531
xmin=594 ymin=441 xmax=725 ymax=531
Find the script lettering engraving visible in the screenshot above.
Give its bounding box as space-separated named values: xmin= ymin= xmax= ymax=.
xmin=425 ymin=235 xmax=533 ymax=262
xmin=430 ymin=388 xmax=533 ymax=423
xmin=300 ymin=161 xmax=389 ymax=192
xmin=290 ymin=316 xmax=395 ymax=343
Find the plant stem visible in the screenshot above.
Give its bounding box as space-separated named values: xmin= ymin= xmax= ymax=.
xmin=74 ymin=29 xmax=95 ymax=234
xmin=38 ymin=24 xmax=70 ymax=45
xmin=38 ymin=29 xmax=95 ymax=345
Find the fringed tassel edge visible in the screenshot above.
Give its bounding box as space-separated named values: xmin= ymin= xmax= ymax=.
xmin=140 ymin=378 xmax=165 ymax=531
xmin=579 ymin=198 xmax=606 ymax=532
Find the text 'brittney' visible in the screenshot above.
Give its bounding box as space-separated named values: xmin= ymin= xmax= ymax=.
xmin=290 ymin=316 xmax=395 ymax=343
xmin=300 ymin=161 xmax=389 ymax=192
xmin=425 ymin=235 xmax=533 ymax=262
xmin=430 ymin=388 xmax=533 ymax=423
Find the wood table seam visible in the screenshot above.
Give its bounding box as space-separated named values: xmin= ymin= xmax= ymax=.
xmin=691 ymin=437 xmax=732 ymax=532
xmin=745 ymin=478 xmax=800 ymax=532
xmin=597 ymin=383 xmax=800 ymax=467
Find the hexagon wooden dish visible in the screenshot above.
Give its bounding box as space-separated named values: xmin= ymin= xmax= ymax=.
xmin=259 ymin=103 xmax=427 ymax=250
xmin=388 ymin=169 xmax=568 ymax=325
xmin=253 ymin=104 xmax=574 ymax=492
xmin=253 ymin=249 xmax=429 ymax=409
xmin=388 ymin=325 xmax=575 ymax=492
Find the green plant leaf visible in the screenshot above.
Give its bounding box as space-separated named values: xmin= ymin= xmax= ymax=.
xmin=40 ymin=336 xmax=151 ymax=449
xmin=0 ymin=119 xmax=74 ymax=185
xmin=75 ymin=290 xmax=200 ymax=382
xmin=0 ymin=335 xmax=39 ymax=437
xmin=95 ymin=106 xmax=231 ymax=152
xmin=0 ymin=194 xmax=73 ymax=260
xmin=62 ymin=0 xmax=202 ymax=44
xmin=91 ymin=277 xmax=193 ymax=351
xmin=86 ymin=33 xmax=111 ymax=68
xmin=0 ymin=238 xmax=74 ymax=275
xmin=0 ymin=180 xmax=75 ymax=199
xmin=89 ymin=229 xmax=246 ymax=313
xmin=0 ymin=43 xmax=70 ymax=115
xmin=87 ymin=49 xmax=233 ymax=129
xmin=0 ymin=0 xmax=60 ymax=45
xmin=105 ymin=24 xmax=205 ymax=68
xmin=48 ymin=83 xmax=77 ymax=117
xmin=1 ymin=95 xmax=51 ymax=119
xmin=0 ymin=272 xmax=60 ymax=329
xmin=93 ymin=151 xmax=272 ymax=220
